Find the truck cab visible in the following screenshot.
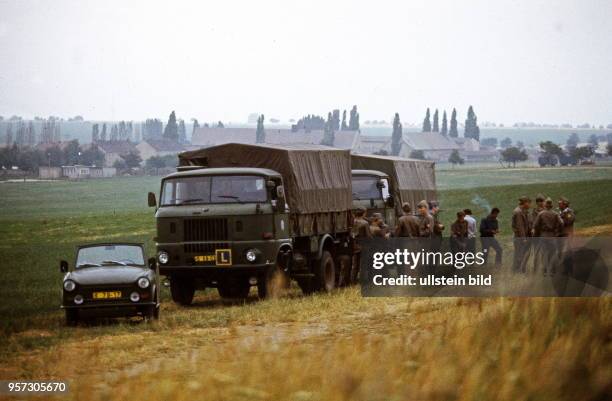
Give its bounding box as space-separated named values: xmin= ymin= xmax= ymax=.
xmin=351 ymin=169 xmax=395 ymax=228
xmin=149 ymin=167 xmax=291 ymax=304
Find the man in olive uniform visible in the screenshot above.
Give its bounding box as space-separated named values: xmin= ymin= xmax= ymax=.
xmin=558 ymin=196 xmax=575 ymax=274
xmin=512 ymin=196 xmax=531 ymax=273
xmin=533 ymin=198 xmax=564 ymax=275
xmin=351 ymin=207 xmax=371 ymax=284
xmin=370 ymin=213 xmax=388 ymax=238
xmin=558 ymin=197 xmax=575 ymax=237
xmin=450 ymin=211 xmax=469 ymax=252
xmin=395 ymin=202 xmax=420 ymax=238
xmin=429 ymin=200 xmax=444 ymax=251
xmin=530 ymin=194 xmax=546 ymax=274
xmin=416 ymin=200 xmax=434 ymax=238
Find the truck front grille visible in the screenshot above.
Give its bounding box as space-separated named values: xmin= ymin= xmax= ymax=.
xmin=184 ymin=242 xmax=230 ymax=254
xmin=184 ymin=218 xmax=229 ymax=242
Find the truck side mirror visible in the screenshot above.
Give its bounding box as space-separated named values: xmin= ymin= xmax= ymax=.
xmin=276 ymin=186 xmax=286 ymax=210
xmin=148 ymin=192 xmax=157 ymax=207
xmin=60 ymin=260 xmax=69 ymax=273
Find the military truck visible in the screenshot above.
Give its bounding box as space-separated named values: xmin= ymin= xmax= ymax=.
xmin=351 ymin=154 xmax=436 ymax=219
xmin=148 ymin=143 xmax=354 ymax=304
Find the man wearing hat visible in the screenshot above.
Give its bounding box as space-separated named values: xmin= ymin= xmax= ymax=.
xmin=416 ymin=200 xmax=434 ymax=238
xmin=369 ymin=213 xmax=388 ymax=238
xmin=429 ymin=200 xmax=444 ymax=251
xmin=532 ymin=198 xmax=564 ymax=275
xmin=558 ymin=197 xmax=575 ymax=237
xmin=351 ymin=207 xmax=372 ymax=284
xmin=530 ymin=194 xmax=546 ymax=273
xmin=395 ymin=202 xmax=420 ymax=238
xmin=512 ymin=196 xmax=532 ymax=273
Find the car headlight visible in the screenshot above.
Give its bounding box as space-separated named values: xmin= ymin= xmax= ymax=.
xmin=63 ymin=280 xmax=76 ymax=292
xmin=158 ymin=251 xmax=169 ymax=264
xmin=245 ymin=249 xmax=258 ymax=263
xmin=74 ymin=294 xmax=84 ymax=305
xmin=138 ymin=277 xmax=150 ymax=289
xmin=130 ymin=292 xmax=140 ymax=302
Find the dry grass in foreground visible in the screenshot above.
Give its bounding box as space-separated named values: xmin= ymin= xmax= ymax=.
xmin=2 ymin=292 xmax=609 ymax=401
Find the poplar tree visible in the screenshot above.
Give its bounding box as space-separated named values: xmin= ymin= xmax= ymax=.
xmin=449 ymin=108 xmax=458 ymax=138
xmin=441 ymin=111 xmax=448 ymax=136
xmin=422 ymin=108 xmax=431 ymax=132
xmin=432 ymin=109 xmax=439 ymax=132
xmin=391 ymin=113 xmax=403 ymax=156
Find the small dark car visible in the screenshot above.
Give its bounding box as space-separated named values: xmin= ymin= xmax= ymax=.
xmin=60 ymin=243 xmax=160 ymax=324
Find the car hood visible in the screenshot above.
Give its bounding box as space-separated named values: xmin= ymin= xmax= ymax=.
xmin=67 ymin=266 xmax=151 ymax=286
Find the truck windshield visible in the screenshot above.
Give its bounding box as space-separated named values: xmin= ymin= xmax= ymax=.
xmin=352 ymin=176 xmax=389 ymax=200
xmin=161 ymin=175 xmax=267 ymax=206
xmin=76 ymin=245 xmax=145 ymax=268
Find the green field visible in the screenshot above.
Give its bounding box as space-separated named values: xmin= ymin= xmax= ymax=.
xmin=0 ymin=168 xmax=610 ymax=400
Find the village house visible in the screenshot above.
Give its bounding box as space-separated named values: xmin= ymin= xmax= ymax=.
xmin=95 ymin=141 xmax=138 ymax=167
xmin=60 ymin=165 xmax=116 ymax=179
xmin=135 ymin=139 xmax=187 ymax=162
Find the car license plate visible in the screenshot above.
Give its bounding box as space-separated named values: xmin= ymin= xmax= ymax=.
xmin=194 ymin=255 xmax=216 ymax=263
xmin=92 ymin=291 xmax=122 ymax=300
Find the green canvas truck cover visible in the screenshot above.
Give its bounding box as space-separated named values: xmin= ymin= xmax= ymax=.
xmin=351 ymin=154 xmax=437 ymax=209
xmin=178 ymin=143 xmax=353 ymax=214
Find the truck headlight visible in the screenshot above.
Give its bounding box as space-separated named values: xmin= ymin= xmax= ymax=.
xmin=137 ymin=277 xmax=150 ymax=289
xmin=63 ymin=280 xmax=76 ymax=292
xmin=158 ymin=251 xmax=169 ymax=264
xmin=246 ymin=249 xmax=258 ymax=263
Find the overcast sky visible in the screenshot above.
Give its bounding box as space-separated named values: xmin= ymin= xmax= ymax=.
xmin=0 ymin=0 xmax=610 ymax=125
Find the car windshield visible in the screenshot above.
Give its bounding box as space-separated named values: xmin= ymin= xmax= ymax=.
xmin=352 ymin=176 xmax=389 ymax=200
xmin=161 ymin=175 xmax=267 ymax=206
xmin=76 ymin=245 xmax=145 ymax=268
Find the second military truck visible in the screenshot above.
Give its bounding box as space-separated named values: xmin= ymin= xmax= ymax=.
xmin=148 ymin=143 xmax=354 ymax=304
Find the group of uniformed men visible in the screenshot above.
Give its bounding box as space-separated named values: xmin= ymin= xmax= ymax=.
xmin=511 ymin=195 xmax=575 ymax=275
xmin=351 ymin=195 xmax=575 ymax=278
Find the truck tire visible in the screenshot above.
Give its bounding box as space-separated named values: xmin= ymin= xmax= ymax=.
xmin=170 ymin=277 xmax=195 ymax=305
xmin=314 ymin=251 xmax=336 ymax=292
xmin=65 ymin=309 xmax=78 ymax=326
xmin=217 ymin=279 xmax=250 ymax=299
xmin=258 ymin=265 xmax=287 ymax=299
xmin=297 ymin=278 xmax=315 ymax=295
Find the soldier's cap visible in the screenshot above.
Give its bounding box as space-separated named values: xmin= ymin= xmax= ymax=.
xmin=401 ymin=202 xmax=411 ymax=211
xmin=355 ymin=206 xmax=367 ymax=214
xmin=545 ymin=197 xmax=554 ymax=207
xmin=559 ymin=196 xmax=570 ymax=204
xmin=417 ymin=200 xmax=428 ymax=208
xmin=428 ymin=200 xmax=439 ymax=208
xmin=535 ymin=194 xmax=546 ymax=202
xmin=519 ymin=196 xmax=531 ymax=204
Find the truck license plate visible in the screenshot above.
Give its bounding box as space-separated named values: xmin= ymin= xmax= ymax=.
xmin=92 ymin=291 xmax=121 ymax=299
xmin=194 ymin=250 xmax=232 ymax=266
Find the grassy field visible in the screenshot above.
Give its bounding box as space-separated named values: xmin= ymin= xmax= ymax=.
xmin=0 ymin=168 xmax=610 ymax=400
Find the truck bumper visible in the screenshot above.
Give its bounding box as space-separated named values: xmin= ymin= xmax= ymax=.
xmin=159 ymin=262 xmax=274 ymax=277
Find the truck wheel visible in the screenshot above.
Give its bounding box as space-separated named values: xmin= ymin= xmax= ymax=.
xmin=65 ymin=309 xmax=78 ymax=326
xmin=297 ymin=278 xmax=315 ymax=295
xmin=170 ymin=277 xmax=195 ymax=305
xmin=315 ymin=251 xmax=336 ymax=292
xmin=258 ymin=265 xmax=287 ymax=299
xmin=218 ymin=280 xmax=250 ymax=299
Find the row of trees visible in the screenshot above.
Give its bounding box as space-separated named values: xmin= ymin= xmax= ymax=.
xmin=422 ymin=106 xmax=479 ymax=140
xmin=0 ymin=140 xmax=104 ymax=172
